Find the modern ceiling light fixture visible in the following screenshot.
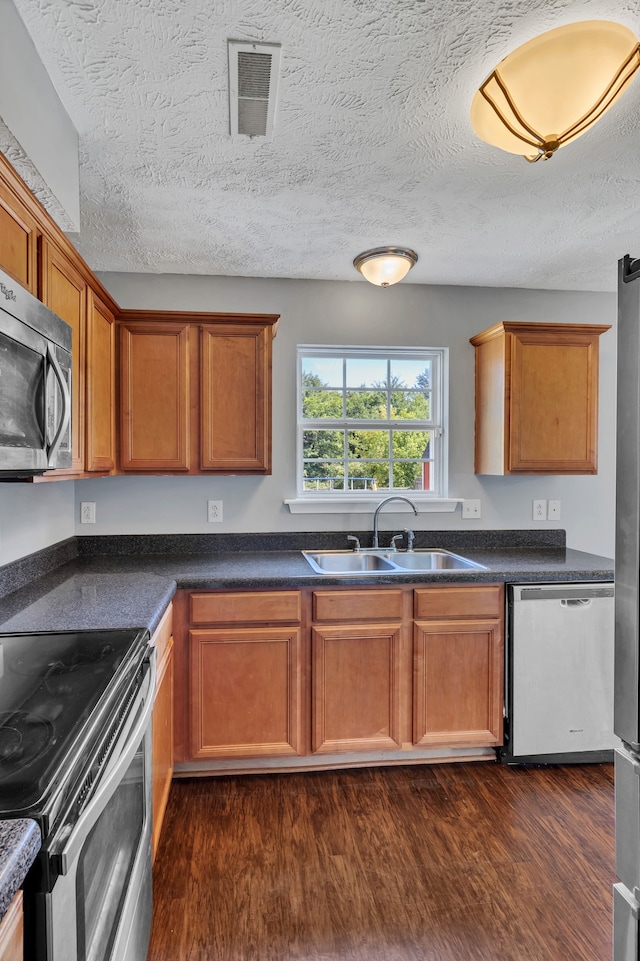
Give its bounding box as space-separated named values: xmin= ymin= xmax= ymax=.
xmin=353 ymin=247 xmax=418 ymax=287
xmin=470 ymin=20 xmax=640 ymax=162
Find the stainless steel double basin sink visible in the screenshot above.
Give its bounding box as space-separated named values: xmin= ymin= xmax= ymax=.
xmin=302 ymin=549 xmax=486 ymax=575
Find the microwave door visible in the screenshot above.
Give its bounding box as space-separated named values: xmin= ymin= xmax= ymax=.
xmin=0 ymin=327 xmax=48 ymax=472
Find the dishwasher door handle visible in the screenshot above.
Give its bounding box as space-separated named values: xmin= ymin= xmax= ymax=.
xmin=560 ymin=598 xmax=592 ymax=607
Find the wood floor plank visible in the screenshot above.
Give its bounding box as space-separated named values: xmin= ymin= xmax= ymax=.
xmin=148 ymin=762 xmax=615 ymax=961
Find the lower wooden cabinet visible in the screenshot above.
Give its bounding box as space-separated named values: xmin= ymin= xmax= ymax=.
xmin=175 ymin=583 xmax=504 ymax=775
xmin=312 ymin=622 xmax=403 ymax=753
xmin=189 ymin=625 xmax=304 ymax=759
xmin=0 ymin=891 xmax=23 ymax=961
xmin=151 ymin=604 xmax=174 ymax=861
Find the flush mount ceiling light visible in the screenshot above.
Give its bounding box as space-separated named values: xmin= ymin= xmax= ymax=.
xmin=353 ymin=247 xmax=418 ymax=287
xmin=470 ymin=20 xmax=640 ymax=162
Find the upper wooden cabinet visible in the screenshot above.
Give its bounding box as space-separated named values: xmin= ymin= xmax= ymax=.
xmin=118 ymin=311 xmax=278 ymax=474
xmin=39 ymin=240 xmax=116 ymax=477
xmin=0 ymin=176 xmax=39 ymax=293
xmin=470 ymin=321 xmax=610 ymax=475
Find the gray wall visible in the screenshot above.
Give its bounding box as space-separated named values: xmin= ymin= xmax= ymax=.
xmin=64 ymin=273 xmax=615 ymax=558
xmin=0 ymin=481 xmax=74 ymax=565
xmin=0 ymin=0 xmax=79 ymax=230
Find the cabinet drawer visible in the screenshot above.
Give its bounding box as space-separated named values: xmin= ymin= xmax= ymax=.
xmin=313 ymin=589 xmax=404 ymax=623
xmin=150 ymin=602 xmax=173 ymax=670
xmin=414 ymin=585 xmax=503 ymax=619
xmin=190 ymin=591 xmax=301 ymax=625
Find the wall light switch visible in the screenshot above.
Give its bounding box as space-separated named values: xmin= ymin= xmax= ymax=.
xmin=462 ymin=499 xmax=481 ymax=519
xmin=548 ymin=499 xmax=561 ymax=521
xmin=533 ymin=499 xmax=547 ymax=521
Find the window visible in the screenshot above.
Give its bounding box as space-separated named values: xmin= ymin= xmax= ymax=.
xmin=297 ymin=345 xmax=448 ymax=498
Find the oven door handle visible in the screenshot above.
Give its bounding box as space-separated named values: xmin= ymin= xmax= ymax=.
xmin=45 ymin=343 xmax=71 ymax=468
xmin=55 ymin=655 xmax=156 ymax=875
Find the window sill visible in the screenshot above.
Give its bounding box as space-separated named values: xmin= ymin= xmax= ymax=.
xmin=284 ymin=497 xmax=461 ymax=515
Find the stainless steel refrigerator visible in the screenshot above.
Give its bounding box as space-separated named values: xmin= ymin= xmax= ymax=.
xmin=614 ymin=254 xmax=640 ymax=959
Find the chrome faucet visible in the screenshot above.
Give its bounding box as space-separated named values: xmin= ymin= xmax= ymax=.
xmin=372 ymin=496 xmax=418 ymax=549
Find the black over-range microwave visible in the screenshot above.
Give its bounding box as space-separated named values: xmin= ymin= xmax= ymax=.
xmin=0 ymin=266 xmax=72 ymax=476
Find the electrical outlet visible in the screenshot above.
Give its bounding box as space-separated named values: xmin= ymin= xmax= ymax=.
xmin=548 ymin=499 xmax=561 ymax=521
xmin=80 ymin=502 xmax=96 ymax=524
xmin=532 ymin=499 xmax=547 ymax=521
xmin=462 ymin=499 xmax=481 ymax=519
xmin=207 ymin=500 xmax=223 ymax=523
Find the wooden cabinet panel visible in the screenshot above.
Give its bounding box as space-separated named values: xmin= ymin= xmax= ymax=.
xmin=85 ymin=290 xmax=115 ymax=471
xmin=471 ymin=321 xmax=610 ymax=475
xmin=0 ymin=179 xmax=38 ymax=293
xmin=152 ymin=635 xmax=174 ymax=862
xmin=200 ymin=323 xmax=271 ymax=472
xmin=119 ymin=321 xmax=191 ymax=470
xmin=39 ymin=239 xmax=86 ymax=473
xmin=151 ymin=603 xmax=174 ymax=861
xmin=311 ymin=623 xmax=403 ymax=753
xmin=190 ymin=590 xmax=301 ymax=625
xmin=190 ymin=626 xmax=304 ymax=759
xmin=413 ymin=618 xmax=503 ymax=747
xmin=313 ymin=589 xmax=404 ymax=623
xmin=0 ymin=890 xmax=23 ymax=961
xmin=414 ymin=585 xmax=503 ymax=620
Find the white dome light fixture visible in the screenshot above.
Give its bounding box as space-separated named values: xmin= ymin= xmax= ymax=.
xmin=353 ymin=247 xmax=418 ymax=287
xmin=470 ymin=20 xmax=640 ymax=162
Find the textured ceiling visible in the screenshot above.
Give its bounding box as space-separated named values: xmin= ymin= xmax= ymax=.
xmin=9 ymin=0 xmax=640 ymax=291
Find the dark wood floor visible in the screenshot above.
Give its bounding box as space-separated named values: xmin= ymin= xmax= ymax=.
xmin=148 ymin=761 xmax=615 ymax=961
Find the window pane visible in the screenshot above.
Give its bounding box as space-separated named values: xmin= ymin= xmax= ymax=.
xmin=301 ymin=356 xmax=342 ymax=388
xmin=391 ymin=359 xmax=431 ymax=389
xmin=392 ymin=430 xmax=431 ymax=459
xmin=303 ymin=429 xmax=344 ymax=459
xmin=346 ymin=357 xmax=387 ymax=389
xmin=303 ymin=462 xmax=345 ymax=491
xmin=347 ymin=429 xmax=390 ymax=459
xmin=345 ymin=390 xmax=387 ymax=419
xmin=347 ymin=461 xmax=388 ymax=490
xmin=390 ymin=390 xmax=430 ymax=420
xmin=391 ymin=461 xmax=427 ymax=491
xmin=302 ymin=389 xmax=343 ymax=419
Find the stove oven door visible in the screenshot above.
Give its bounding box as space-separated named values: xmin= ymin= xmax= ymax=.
xmin=37 ymin=658 xmax=155 ymax=961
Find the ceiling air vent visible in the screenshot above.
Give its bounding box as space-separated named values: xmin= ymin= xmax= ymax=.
xmin=228 ymin=40 xmax=282 ymax=139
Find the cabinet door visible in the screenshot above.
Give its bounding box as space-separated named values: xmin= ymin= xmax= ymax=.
xmin=86 ymin=290 xmax=115 ymax=471
xmin=508 ymin=327 xmax=602 ymax=473
xmin=0 ymin=179 xmax=38 ymax=293
xmin=39 ymin=239 xmax=86 ymax=473
xmin=200 ymin=323 xmax=272 ymax=472
xmin=152 ymin=636 xmax=173 ymax=862
xmin=189 ymin=627 xmax=304 ymax=759
xmin=413 ymin=618 xmax=503 ymax=748
xmin=0 ymin=890 xmax=22 ymax=961
xmin=312 ymin=623 xmax=403 ymax=753
xmin=119 ymin=321 xmax=191 ymax=470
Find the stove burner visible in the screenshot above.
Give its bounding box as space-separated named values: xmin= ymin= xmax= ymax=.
xmin=0 ymin=712 xmax=53 ymax=766
xmin=11 ymin=643 xmax=115 ymax=677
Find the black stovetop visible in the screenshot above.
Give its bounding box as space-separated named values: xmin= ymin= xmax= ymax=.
xmin=0 ymin=628 xmax=147 ymax=817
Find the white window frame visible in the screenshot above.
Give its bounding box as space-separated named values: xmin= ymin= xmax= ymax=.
xmin=286 ymin=345 xmax=455 ymax=514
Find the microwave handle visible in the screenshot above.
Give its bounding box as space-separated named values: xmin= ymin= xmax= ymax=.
xmin=46 ymin=344 xmax=71 ymax=467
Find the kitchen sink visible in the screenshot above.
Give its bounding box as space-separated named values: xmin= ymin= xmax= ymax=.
xmin=302 ymin=549 xmax=487 ymax=574
xmin=378 ymin=550 xmax=486 ymax=571
xmin=302 ymin=551 xmax=398 ymax=573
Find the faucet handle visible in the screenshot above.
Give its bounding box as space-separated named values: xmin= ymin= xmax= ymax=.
xmin=347 ymin=535 xmax=361 ymax=552
xmin=389 ymin=533 xmax=404 ymax=551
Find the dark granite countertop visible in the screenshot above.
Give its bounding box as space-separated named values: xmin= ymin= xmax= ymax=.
xmin=0 ymin=819 xmax=40 ymax=922
xmin=0 ymin=533 xmax=614 ymax=634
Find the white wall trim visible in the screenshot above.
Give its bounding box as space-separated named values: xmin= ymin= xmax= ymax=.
xmin=284 ymin=497 xmax=461 ymax=514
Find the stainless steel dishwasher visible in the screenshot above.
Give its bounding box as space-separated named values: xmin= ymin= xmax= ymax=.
xmin=500 ymin=582 xmax=618 ymax=764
